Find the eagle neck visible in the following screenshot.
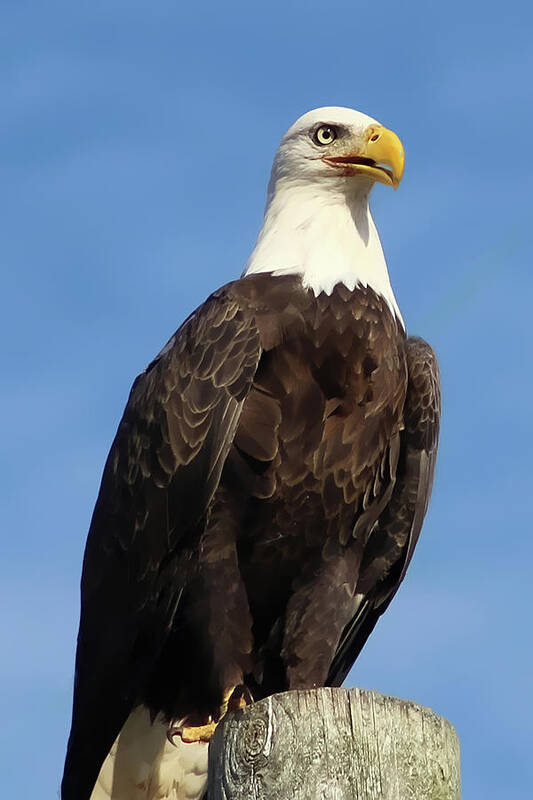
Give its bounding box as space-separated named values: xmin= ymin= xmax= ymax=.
xmin=244 ymin=180 xmax=404 ymax=327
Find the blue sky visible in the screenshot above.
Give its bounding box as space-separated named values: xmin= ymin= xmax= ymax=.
xmin=1 ymin=1 xmax=532 ymax=797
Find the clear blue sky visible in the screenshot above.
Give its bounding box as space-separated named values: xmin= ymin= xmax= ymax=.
xmin=1 ymin=2 xmax=532 ymax=797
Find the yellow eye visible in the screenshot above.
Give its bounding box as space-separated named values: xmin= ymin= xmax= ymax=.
xmin=314 ymin=125 xmax=338 ymax=146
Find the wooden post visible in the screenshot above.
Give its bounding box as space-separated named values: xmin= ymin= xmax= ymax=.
xmin=208 ymin=687 xmax=460 ymax=800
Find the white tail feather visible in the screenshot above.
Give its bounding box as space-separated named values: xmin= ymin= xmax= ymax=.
xmin=90 ymin=707 xmax=208 ymax=800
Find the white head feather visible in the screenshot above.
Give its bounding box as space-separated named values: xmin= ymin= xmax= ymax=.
xmin=244 ymin=106 xmax=404 ymax=326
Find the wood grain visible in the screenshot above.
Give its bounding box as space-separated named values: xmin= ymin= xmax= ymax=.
xmin=208 ymin=688 xmax=460 ymax=800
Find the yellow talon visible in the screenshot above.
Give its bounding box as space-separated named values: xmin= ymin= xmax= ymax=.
xmin=224 ymin=684 xmax=253 ymax=713
xmin=167 ymin=685 xmax=253 ymax=746
xmin=178 ymin=720 xmax=217 ymax=743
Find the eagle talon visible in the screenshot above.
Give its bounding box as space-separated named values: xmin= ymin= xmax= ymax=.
xmin=166 ymin=718 xmax=217 ymax=745
xmin=166 ymin=686 xmax=253 ymax=746
xmin=226 ymin=684 xmax=254 ymax=713
xmin=166 ymin=726 xmax=181 ymax=747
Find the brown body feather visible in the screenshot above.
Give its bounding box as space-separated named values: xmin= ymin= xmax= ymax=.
xmin=62 ymin=274 xmax=440 ymax=799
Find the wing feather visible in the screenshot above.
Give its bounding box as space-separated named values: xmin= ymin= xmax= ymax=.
xmin=327 ymin=336 xmax=441 ymax=687
xmin=62 ymin=285 xmax=263 ymax=800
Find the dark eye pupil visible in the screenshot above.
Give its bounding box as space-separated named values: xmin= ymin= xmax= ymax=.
xmin=314 ymin=126 xmax=336 ymax=145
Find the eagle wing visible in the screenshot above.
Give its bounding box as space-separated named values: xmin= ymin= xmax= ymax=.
xmin=327 ymin=336 xmax=441 ymax=687
xmin=62 ymin=286 xmax=263 ymax=800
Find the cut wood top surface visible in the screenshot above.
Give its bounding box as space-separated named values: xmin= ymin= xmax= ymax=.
xmin=208 ymin=688 xmax=460 ymax=800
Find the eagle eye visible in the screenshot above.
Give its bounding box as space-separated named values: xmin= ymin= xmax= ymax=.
xmin=313 ymin=125 xmax=338 ymax=146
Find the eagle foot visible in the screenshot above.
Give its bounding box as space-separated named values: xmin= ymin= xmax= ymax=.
xmin=167 ymin=717 xmax=217 ymax=745
xmin=166 ymin=685 xmax=253 ymax=746
xmin=224 ymin=684 xmax=254 ymax=714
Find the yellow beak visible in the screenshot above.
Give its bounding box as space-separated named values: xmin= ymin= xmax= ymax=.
xmin=362 ymin=125 xmax=405 ymax=188
xmin=324 ymin=125 xmax=405 ymax=189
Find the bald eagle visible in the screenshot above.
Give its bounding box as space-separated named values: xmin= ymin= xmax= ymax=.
xmin=62 ymin=107 xmax=440 ymax=800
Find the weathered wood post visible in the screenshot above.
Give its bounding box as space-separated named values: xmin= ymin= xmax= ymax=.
xmin=208 ymin=688 xmax=460 ymax=800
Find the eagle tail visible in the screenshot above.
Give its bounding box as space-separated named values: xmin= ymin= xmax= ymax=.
xmin=89 ymin=707 xmax=208 ymax=800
